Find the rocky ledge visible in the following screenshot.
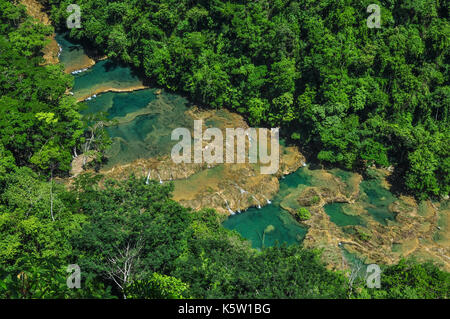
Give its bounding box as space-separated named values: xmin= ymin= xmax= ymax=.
xmin=71 ymin=107 xmax=305 ymax=215
xmin=281 ymin=168 xmax=449 ymax=272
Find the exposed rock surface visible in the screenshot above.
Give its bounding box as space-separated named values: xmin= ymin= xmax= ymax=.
xmin=69 ymin=97 xmax=448 ymax=272
xmin=72 ymin=107 xmax=305 ymax=215
xmin=48 ymin=0 xmax=447 ymax=271
xmin=282 ymin=169 xmax=449 ymax=272
xmin=76 ymin=85 xmax=148 ymax=102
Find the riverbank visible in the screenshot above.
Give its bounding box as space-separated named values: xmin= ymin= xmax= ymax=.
xmin=47 ymin=9 xmax=448 ymax=273
xmin=284 ymin=168 xmax=450 ymax=271
xmin=76 ymin=85 xmax=149 ymax=102
xmin=87 ymin=106 xmax=306 ymax=215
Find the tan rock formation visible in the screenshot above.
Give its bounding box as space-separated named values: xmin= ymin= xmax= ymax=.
xmin=284 ymin=169 xmax=449 ymax=272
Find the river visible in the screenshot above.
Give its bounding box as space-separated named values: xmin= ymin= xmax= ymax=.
xmin=57 ymin=33 xmax=449 ymax=270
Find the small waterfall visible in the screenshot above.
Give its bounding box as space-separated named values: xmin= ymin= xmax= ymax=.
xmin=250 ymin=194 xmax=262 ymax=209
xmin=157 ymin=172 xmax=163 ymax=184
xmin=235 ymin=184 xmax=263 ymax=209
xmin=85 ymin=94 xmax=97 ymax=101
xmin=71 ymin=68 xmax=89 ymax=75
xmin=262 ymin=195 xmax=272 ymax=204
xmin=216 ymin=192 xmax=235 ymax=215
xmin=233 ymin=184 xmax=246 ymax=212
xmin=145 ymin=169 xmax=151 ymax=185
xmin=224 ymin=199 xmax=235 ymax=215
xmin=234 ymin=184 xmax=247 ymax=194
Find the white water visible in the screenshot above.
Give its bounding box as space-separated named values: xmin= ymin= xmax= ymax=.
xmin=145 ymin=169 xmax=151 ymax=185
xmin=225 ymin=199 xmax=235 ymax=215
xmin=250 ymin=194 xmax=262 ymax=209
xmin=71 ymin=68 xmax=89 ymax=75
xmin=262 ymin=195 xmax=272 ymax=204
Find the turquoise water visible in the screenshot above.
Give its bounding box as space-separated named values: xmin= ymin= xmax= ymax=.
xmin=324 ymin=203 xmax=364 ymax=227
xmin=80 ymin=89 xmax=156 ymax=118
xmin=57 ymin=33 xmax=144 ymax=100
xmin=83 ymin=90 xmax=194 ymax=168
xmin=360 ymin=179 xmax=397 ymax=225
xmin=224 ymin=167 xmax=396 ymax=249
xmin=56 ymin=32 xmax=196 ymax=168
xmin=73 ymin=60 xmax=143 ymax=99
xmin=107 ymin=90 xmax=154 ymax=118
xmin=55 ymin=33 xmax=89 ymax=70
xmin=324 ymin=170 xmax=397 ymax=227
xmin=58 ymin=33 xmax=399 ymax=250
xmin=58 ymin=32 xmax=309 ymax=249
xmin=223 ymin=168 xmax=311 ymax=249
xmin=282 ymin=168 xmax=312 ymax=188
xmin=323 ymin=169 xmax=396 ymax=226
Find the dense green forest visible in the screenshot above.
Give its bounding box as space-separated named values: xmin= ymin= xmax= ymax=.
xmin=44 ymin=0 xmax=450 ymax=199
xmin=0 ymin=0 xmax=449 ymax=299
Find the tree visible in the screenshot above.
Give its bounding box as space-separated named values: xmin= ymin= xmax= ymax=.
xmin=46 ymin=0 xmax=449 ymax=198
xmin=353 ymin=260 xmax=449 ymax=299
xmin=296 ymin=207 xmax=311 ymax=221
xmin=69 ymin=175 xmax=191 ymax=297
xmin=405 ymin=148 xmax=439 ymax=199
xmin=8 ymin=19 xmax=52 ymax=57
xmin=105 ymin=237 xmax=144 ymax=298
xmin=125 ymin=273 xmax=190 ymax=299
xmin=80 ymin=111 xmax=112 ymax=167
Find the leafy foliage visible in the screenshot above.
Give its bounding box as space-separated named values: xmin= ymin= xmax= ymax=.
xmin=125 ymin=273 xmax=190 ymax=299
xmin=296 ymin=207 xmax=311 ymax=220
xmin=0 ymin=0 xmax=83 ymax=176
xmin=353 ymin=259 xmax=449 ymax=299
xmin=46 ymin=0 xmax=450 ymax=198
xmin=0 ymin=0 xmax=448 ymax=300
